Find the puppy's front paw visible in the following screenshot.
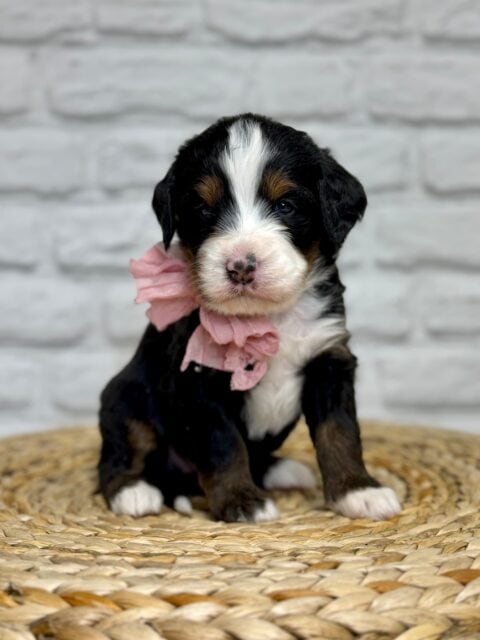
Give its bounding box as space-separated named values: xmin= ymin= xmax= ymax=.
xmin=109 ymin=480 xmax=163 ymax=517
xmin=212 ymin=487 xmax=279 ymax=523
xmin=333 ymin=486 xmax=401 ymax=521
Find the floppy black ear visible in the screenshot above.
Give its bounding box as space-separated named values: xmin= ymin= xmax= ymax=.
xmin=152 ymin=167 xmax=175 ymax=250
xmin=317 ymin=153 xmax=367 ymax=254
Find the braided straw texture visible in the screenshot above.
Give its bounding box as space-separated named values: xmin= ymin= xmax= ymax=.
xmin=0 ymin=421 xmax=479 ymax=640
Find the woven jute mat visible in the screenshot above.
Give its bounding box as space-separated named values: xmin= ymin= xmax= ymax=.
xmin=0 ymin=421 xmax=479 ymax=640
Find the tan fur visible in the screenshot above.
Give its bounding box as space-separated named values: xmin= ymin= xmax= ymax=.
xmin=262 ymin=169 xmax=295 ymax=201
xmin=128 ymin=420 xmax=157 ymax=471
xmin=195 ymin=175 xmax=223 ymax=207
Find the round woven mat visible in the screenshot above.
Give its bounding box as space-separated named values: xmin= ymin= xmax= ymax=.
xmin=0 ymin=421 xmax=479 ymax=640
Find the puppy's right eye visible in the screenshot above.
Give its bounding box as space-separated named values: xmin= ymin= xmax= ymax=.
xmin=201 ymin=206 xmax=214 ymax=217
xmin=195 ymin=202 xmax=214 ymax=217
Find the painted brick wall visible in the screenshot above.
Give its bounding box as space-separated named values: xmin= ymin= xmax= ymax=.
xmin=1 ymin=0 xmax=479 ymax=436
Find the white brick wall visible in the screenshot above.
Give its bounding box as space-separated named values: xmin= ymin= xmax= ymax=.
xmin=1 ymin=0 xmax=479 ymax=437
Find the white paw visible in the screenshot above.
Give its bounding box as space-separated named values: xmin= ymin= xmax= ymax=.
xmin=263 ymin=458 xmax=316 ymax=491
xmin=110 ymin=480 xmax=163 ymax=517
xmin=333 ymin=487 xmax=401 ymax=521
xmin=237 ymin=498 xmax=279 ymax=523
xmin=173 ymin=495 xmax=193 ymax=516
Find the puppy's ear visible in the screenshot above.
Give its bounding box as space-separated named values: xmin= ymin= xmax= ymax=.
xmin=317 ymin=153 xmax=367 ymax=254
xmin=152 ymin=166 xmax=176 ymax=250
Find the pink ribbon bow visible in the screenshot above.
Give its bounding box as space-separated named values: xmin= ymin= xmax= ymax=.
xmin=130 ymin=244 xmax=279 ymax=390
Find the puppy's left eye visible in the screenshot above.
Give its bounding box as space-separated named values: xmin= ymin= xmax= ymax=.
xmin=273 ymin=199 xmax=295 ymax=215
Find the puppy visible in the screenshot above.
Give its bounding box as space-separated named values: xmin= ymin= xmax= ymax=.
xmin=98 ymin=113 xmax=401 ymax=522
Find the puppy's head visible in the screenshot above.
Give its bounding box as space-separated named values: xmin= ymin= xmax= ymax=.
xmin=152 ymin=114 xmax=366 ymax=316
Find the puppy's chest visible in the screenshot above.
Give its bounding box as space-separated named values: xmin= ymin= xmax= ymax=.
xmin=245 ymin=293 xmax=346 ymax=440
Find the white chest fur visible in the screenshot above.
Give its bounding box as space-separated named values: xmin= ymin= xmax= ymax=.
xmin=245 ymin=289 xmax=347 ymax=440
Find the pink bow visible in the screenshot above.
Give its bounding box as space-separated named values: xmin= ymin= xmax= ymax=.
xmin=130 ymin=244 xmax=279 ymax=390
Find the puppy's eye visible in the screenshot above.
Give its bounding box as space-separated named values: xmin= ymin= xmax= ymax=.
xmin=195 ymin=203 xmax=214 ymax=217
xmin=273 ymin=199 xmax=295 ymax=215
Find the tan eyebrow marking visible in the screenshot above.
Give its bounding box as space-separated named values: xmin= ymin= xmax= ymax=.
xmin=195 ymin=175 xmax=223 ymax=207
xmin=263 ymin=169 xmax=295 ymax=201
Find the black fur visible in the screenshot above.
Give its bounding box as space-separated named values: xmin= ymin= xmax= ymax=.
xmin=98 ymin=113 xmax=386 ymax=522
xmin=152 ymin=167 xmax=175 ymax=250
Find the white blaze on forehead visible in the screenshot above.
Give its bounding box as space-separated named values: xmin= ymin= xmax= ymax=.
xmin=196 ymin=118 xmax=308 ymax=316
xmin=221 ymin=120 xmax=273 ymax=232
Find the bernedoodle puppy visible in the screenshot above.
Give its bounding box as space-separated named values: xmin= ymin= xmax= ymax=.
xmin=98 ymin=113 xmax=401 ymax=523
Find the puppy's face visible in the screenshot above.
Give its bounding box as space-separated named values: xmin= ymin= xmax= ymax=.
xmin=153 ymin=115 xmax=366 ymax=316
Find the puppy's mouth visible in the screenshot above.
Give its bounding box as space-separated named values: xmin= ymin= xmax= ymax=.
xmin=203 ymin=289 xmax=296 ymax=316
xmin=201 ymin=290 xmax=301 ymax=317
xmin=194 ymin=262 xmax=309 ymax=316
xmin=191 ymin=229 xmax=311 ymax=317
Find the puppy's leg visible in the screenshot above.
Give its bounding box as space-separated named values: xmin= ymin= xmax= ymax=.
xmin=98 ymin=404 xmax=165 ymax=517
xmin=302 ymin=347 xmax=401 ymax=520
xmin=173 ymin=404 xmax=278 ymax=523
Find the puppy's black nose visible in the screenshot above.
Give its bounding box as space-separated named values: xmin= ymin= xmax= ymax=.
xmin=226 ymin=253 xmax=256 ymax=285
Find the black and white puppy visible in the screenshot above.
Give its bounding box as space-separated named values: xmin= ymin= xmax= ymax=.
xmin=98 ymin=113 xmax=401 ymax=523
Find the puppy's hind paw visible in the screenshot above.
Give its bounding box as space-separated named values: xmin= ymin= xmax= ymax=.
xmin=263 ymin=458 xmax=316 ymax=490
xmin=173 ymin=495 xmax=193 ymax=516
